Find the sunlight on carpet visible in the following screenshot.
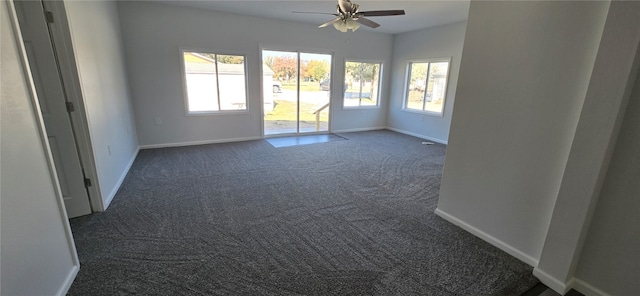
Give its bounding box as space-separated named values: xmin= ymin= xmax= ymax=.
xmin=266 ymin=133 xmax=347 ymax=148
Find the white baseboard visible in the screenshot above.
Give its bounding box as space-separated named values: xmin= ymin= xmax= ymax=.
xmin=385 ymin=127 xmax=448 ymax=144
xmin=532 ymin=268 xmax=574 ymax=295
xmin=102 ymin=147 xmax=139 ymax=210
xmin=139 ymin=136 xmax=262 ymax=149
xmin=573 ymin=278 xmax=612 ymax=296
xmin=333 ymin=127 xmax=386 ymax=133
xmin=434 ymin=207 xmax=539 ymax=266
xmin=55 ymin=264 xmax=79 ymax=296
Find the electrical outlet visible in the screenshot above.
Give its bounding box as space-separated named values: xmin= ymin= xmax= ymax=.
xmin=155 ymin=117 xmax=162 ymax=126
xmin=107 ymin=145 xmax=112 ymax=156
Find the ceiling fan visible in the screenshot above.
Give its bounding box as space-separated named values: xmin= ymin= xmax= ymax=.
xmin=294 ymin=0 xmax=405 ymax=32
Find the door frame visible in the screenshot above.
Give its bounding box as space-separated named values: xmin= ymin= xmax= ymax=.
xmin=39 ymin=0 xmax=104 ymax=212
xmin=5 ymin=1 xmax=81 ymax=289
xmin=259 ymin=44 xmax=335 ymax=138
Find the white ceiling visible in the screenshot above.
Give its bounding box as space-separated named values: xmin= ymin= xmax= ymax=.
xmin=160 ymin=0 xmax=470 ymax=35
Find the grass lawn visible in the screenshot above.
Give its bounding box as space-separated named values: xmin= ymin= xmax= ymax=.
xmin=282 ymin=81 xmax=320 ymax=92
xmin=264 ymin=100 xmax=329 ymax=122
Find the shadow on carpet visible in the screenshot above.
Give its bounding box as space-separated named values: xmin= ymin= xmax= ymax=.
xmin=69 ymin=130 xmax=539 ymax=295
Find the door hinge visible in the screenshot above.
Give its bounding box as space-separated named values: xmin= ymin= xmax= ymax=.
xmin=66 ymin=101 xmax=74 ymax=112
xmin=84 ymin=178 xmax=92 ymax=187
xmin=45 ymin=11 xmax=54 ymax=23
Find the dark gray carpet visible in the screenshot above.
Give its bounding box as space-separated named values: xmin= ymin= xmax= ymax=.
xmin=68 ymin=130 xmax=539 ymax=295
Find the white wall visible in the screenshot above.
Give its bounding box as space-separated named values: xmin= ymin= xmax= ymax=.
xmin=573 ymin=50 xmax=640 ymax=296
xmin=533 ymin=1 xmax=640 ymax=293
xmin=65 ymin=1 xmax=139 ymax=208
xmin=1 ymin=2 xmax=78 ymax=294
xmin=387 ymin=21 xmax=467 ymax=144
xmin=436 ymin=1 xmax=609 ymax=265
xmin=116 ymin=2 xmax=394 ymax=147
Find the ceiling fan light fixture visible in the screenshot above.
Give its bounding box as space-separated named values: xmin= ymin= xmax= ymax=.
xmin=304 ymin=0 xmax=405 ymax=32
xmin=333 ymin=17 xmax=359 ymax=32
xmin=346 ymin=18 xmax=360 ymax=31
xmin=333 ymin=20 xmax=349 ymax=32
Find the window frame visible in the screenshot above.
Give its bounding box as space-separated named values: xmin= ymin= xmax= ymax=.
xmin=180 ymin=48 xmax=250 ymax=116
xmin=402 ymin=58 xmax=451 ymax=117
xmin=342 ymin=59 xmax=383 ymax=109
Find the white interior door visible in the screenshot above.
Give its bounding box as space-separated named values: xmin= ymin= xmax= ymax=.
xmin=15 ymin=1 xmax=92 ymax=218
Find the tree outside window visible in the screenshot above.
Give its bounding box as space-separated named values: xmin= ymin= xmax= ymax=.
xmin=344 ymin=61 xmax=382 ymax=108
xmin=404 ymin=59 xmax=450 ymax=115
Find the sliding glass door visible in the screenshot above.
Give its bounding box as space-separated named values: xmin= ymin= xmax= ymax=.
xmin=262 ymin=50 xmax=332 ymax=136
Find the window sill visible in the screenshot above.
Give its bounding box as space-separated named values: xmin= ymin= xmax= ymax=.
xmin=402 ymin=108 xmax=444 ymax=117
xmin=342 ymin=105 xmax=380 ymax=110
xmin=186 ymin=110 xmax=250 ymax=116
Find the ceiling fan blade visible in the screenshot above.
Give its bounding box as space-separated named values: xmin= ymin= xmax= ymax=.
xmin=319 ymin=18 xmax=340 ymax=28
xmin=358 ymin=10 xmax=405 ymax=17
xmin=356 ymin=17 xmax=380 ymax=28
xmin=293 ymin=11 xmax=338 ymax=16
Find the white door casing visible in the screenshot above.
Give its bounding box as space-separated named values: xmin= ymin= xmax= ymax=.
xmin=14 ymin=0 xmax=92 ymax=218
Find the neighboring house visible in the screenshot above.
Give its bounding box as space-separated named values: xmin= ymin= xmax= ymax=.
xmin=184 ymin=53 xmax=247 ymax=110
xmin=183 ymin=52 xmax=276 ymax=111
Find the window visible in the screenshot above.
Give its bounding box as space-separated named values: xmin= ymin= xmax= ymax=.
xmin=404 ymin=59 xmax=450 ymax=115
xmin=182 ymin=50 xmax=247 ymax=113
xmin=344 ymin=61 xmax=382 ymax=108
